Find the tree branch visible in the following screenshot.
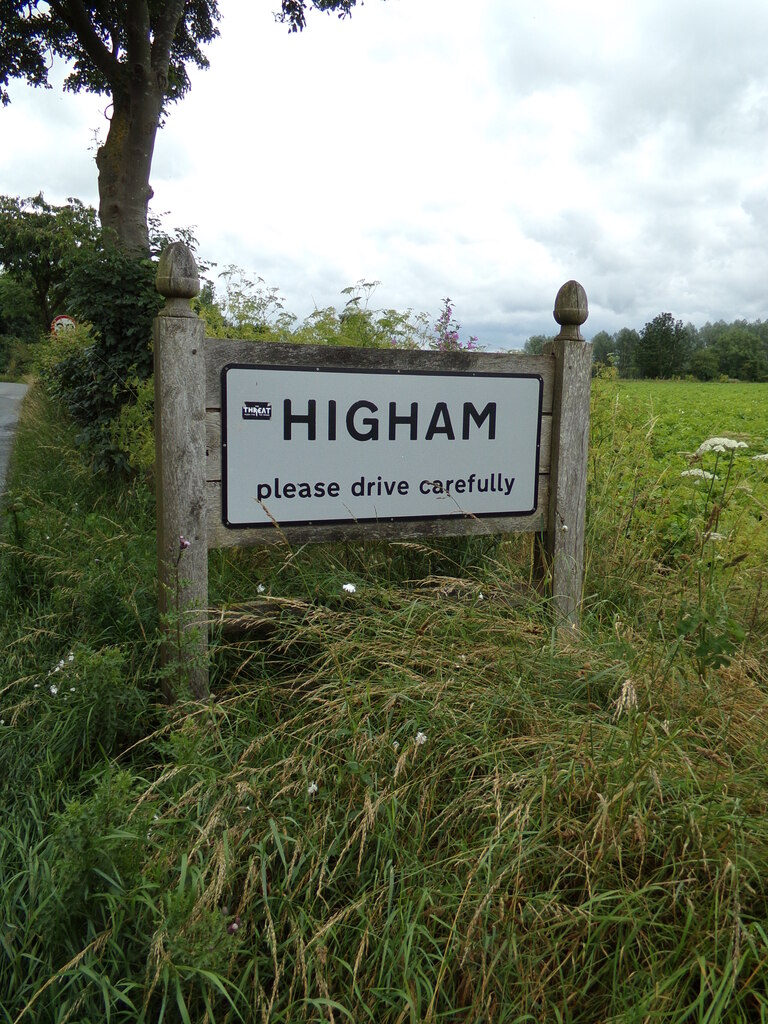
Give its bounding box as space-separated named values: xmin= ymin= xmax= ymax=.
xmin=150 ymin=0 xmax=186 ymax=77
xmin=49 ymin=0 xmax=121 ymax=85
xmin=125 ymin=0 xmax=151 ymax=69
xmin=93 ymin=0 xmax=121 ymax=58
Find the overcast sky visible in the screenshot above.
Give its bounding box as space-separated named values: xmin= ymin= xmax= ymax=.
xmin=3 ymin=0 xmax=768 ymax=349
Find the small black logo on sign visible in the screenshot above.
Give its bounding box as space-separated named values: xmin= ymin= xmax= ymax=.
xmin=242 ymin=401 xmax=272 ymax=420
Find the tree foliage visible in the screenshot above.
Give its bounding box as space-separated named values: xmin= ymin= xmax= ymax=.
xmin=40 ymin=242 xmax=163 ymax=469
xmin=0 ymin=1 xmax=218 ymax=108
xmin=523 ymin=334 xmax=550 ymax=355
xmin=0 ymin=193 xmax=100 ymax=329
xmin=277 ymin=0 xmax=362 ymax=33
xmin=613 ymin=327 xmax=640 ymax=378
xmin=0 ymin=1 xmax=221 ymax=252
xmin=0 ymin=1 xmax=375 ymax=252
xmin=589 ymin=330 xmax=613 ymax=365
xmin=0 ymin=272 xmax=37 ymax=340
xmin=0 ymin=193 xmax=171 ymax=466
xmin=689 ymin=346 xmax=719 ymax=381
xmin=634 ymin=313 xmax=691 ymax=379
xmin=590 ymin=316 xmax=768 ymax=382
xmin=710 ymin=324 xmax=767 ymax=381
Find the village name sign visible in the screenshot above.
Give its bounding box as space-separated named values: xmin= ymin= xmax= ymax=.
xmin=153 ymin=243 xmax=591 ymax=698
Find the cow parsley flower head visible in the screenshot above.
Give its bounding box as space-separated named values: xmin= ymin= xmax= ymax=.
xmin=415 ymin=730 xmax=427 ymax=746
xmin=752 ymin=453 xmax=768 ymax=462
xmin=49 ymin=684 xmax=59 ymax=696
xmin=681 ymin=468 xmax=716 ymax=480
xmin=342 ymin=583 xmax=356 ymax=594
xmin=695 ymin=437 xmax=748 ymax=455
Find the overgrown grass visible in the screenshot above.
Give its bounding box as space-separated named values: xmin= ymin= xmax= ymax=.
xmin=1 ymin=380 xmax=768 ymax=1022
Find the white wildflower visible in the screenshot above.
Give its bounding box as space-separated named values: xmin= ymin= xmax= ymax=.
xmin=342 ymin=583 xmax=356 ymax=594
xmin=681 ymin=468 xmax=716 ymax=480
xmin=0 ymin=720 xmax=4 ymax=726
xmin=257 ymin=583 xmax=266 ymax=594
xmin=307 ymin=781 xmax=319 ymax=797
xmin=706 ymin=532 xmax=727 ymax=542
xmin=49 ymin=684 xmax=59 ymax=696
xmin=70 ymin=687 xmax=76 ymax=692
xmin=47 ymin=652 xmax=75 ymax=677
xmin=752 ymin=453 xmax=768 ymax=462
xmin=478 ymin=593 xmax=485 ymax=601
xmin=415 ymin=731 xmax=427 ymax=746
xmin=661 ymin=719 xmax=670 ymax=735
xmin=695 ymin=437 xmax=748 ymax=455
xmin=612 ymin=679 xmax=637 ymax=721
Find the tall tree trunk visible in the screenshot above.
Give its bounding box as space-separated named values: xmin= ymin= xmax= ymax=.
xmin=95 ymin=71 xmax=163 ymax=255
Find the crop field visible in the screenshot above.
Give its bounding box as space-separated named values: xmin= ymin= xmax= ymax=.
xmin=587 ymin=379 xmax=768 ymax=634
xmin=0 ymin=378 xmax=767 ymax=1023
xmin=591 ymin=378 xmax=768 ymax=477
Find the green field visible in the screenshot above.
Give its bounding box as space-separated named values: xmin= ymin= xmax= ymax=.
xmin=1 ymin=379 xmax=767 ymax=1023
xmin=592 ymin=378 xmax=767 ymax=464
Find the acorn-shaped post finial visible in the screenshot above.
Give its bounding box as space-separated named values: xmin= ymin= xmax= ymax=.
xmin=156 ymin=241 xmax=200 ymax=317
xmin=553 ymin=280 xmax=588 ymax=341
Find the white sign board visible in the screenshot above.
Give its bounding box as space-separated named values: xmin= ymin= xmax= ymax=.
xmin=222 ymin=363 xmax=543 ymax=529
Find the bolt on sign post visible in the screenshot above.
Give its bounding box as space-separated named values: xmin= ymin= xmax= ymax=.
xmin=154 ymin=243 xmax=591 ymax=698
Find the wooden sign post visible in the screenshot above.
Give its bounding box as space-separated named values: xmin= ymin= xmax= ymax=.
xmin=154 ymin=244 xmax=208 ymax=700
xmin=154 ymin=243 xmax=590 ymax=699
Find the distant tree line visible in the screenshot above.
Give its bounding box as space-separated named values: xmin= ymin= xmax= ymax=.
xmin=525 ymin=313 xmax=768 ymax=381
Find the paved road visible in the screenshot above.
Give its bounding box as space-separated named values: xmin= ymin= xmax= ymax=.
xmin=0 ymin=382 xmax=28 ymax=493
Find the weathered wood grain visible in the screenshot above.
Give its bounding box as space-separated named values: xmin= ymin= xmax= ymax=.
xmin=203 ymin=339 xmax=555 ymax=414
xmin=154 ymin=257 xmax=209 ymax=700
xmin=543 ymin=337 xmax=592 ymax=625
